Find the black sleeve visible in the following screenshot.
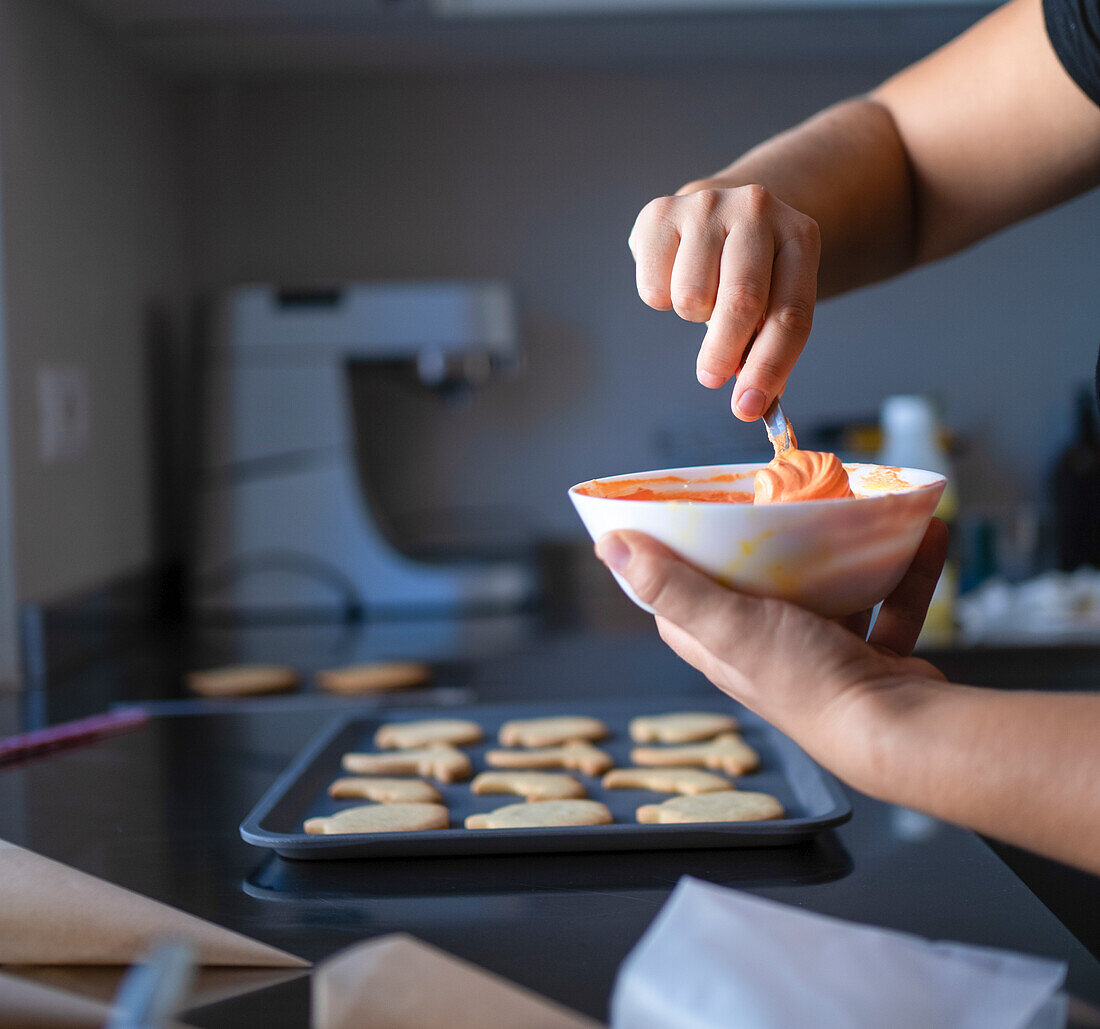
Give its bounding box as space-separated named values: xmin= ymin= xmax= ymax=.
xmin=1044 ymin=0 xmax=1100 ymax=107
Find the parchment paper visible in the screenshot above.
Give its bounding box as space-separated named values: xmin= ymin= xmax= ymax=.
xmin=312 ymin=934 xmax=603 ymax=1029
xmin=0 ymin=839 xmax=307 ymax=967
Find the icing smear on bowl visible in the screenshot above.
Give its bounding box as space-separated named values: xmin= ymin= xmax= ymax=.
xmin=574 ymin=472 xmax=753 ymax=503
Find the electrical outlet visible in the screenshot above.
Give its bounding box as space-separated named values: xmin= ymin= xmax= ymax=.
xmin=36 ymin=364 xmax=89 ymax=465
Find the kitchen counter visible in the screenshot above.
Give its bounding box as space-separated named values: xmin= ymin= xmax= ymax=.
xmin=5 ymin=603 xmax=1100 ymax=1024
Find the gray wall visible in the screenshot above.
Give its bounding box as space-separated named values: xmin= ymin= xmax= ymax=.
xmin=4 ymin=14 xmax=1099 ymax=600
xmin=0 ymin=135 xmax=18 ymax=690
xmin=185 ymin=67 xmax=1100 ymax=541
xmin=0 ymin=0 xmax=187 ymax=602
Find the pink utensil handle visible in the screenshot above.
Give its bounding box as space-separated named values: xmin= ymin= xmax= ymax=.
xmin=0 ymin=707 xmax=149 ymax=766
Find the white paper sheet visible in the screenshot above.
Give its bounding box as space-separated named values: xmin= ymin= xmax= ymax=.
xmin=611 ymin=877 xmax=1067 ymax=1029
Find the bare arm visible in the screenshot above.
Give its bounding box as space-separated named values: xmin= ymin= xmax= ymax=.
xmin=853 ymin=683 xmax=1100 ymax=873
xmin=596 ymin=525 xmax=1100 ymax=875
xmin=632 ymin=0 xmax=1100 ymax=417
xmin=677 ymin=98 xmax=915 ymax=300
xmin=874 ymin=0 xmax=1100 ymax=264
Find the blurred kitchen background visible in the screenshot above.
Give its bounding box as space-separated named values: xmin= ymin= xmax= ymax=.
xmin=2 ymin=0 xmax=1100 ymax=725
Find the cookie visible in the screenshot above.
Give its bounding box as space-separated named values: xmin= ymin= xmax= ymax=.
xmin=630 ymin=733 xmax=759 ymax=776
xmin=601 ymin=767 xmax=734 ymax=795
xmin=342 ymin=744 xmax=472 ymax=783
xmin=629 ymin=711 xmax=739 ymax=744
xmin=186 ymin=664 xmax=299 ymax=698
xmin=374 ymin=719 xmax=483 ymax=750
xmin=485 ymin=741 xmax=613 ymax=777
xmin=471 ymin=771 xmax=587 ymax=801
xmin=328 ymin=777 xmax=443 ymax=803
xmin=498 ymin=716 xmax=608 ymax=748
xmin=304 ymin=802 xmax=449 ymax=834
xmin=465 ymin=800 xmax=612 ymax=830
xmin=636 ymin=790 xmax=784 ymax=824
xmin=315 ymin=661 xmax=431 ymax=694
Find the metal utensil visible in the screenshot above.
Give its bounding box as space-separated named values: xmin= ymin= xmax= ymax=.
xmin=736 ymin=325 xmax=797 ymax=456
xmin=763 ymin=398 xmax=797 ymax=456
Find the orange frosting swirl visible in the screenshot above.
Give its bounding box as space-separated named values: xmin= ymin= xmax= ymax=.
xmin=753 ymin=449 xmax=854 ymax=504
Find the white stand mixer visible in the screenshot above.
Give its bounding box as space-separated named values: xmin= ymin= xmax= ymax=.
xmin=192 ymin=281 xmax=539 ymax=619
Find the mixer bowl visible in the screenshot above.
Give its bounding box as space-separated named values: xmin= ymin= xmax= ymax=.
xmin=569 ymin=463 xmax=946 ymax=619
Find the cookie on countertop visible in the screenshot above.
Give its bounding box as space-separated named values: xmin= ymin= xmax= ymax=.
xmin=304 ymin=802 xmax=449 ymax=835
xmin=465 ymin=799 xmax=612 ymax=830
xmin=315 ymin=661 xmax=431 ymax=694
xmin=601 ymin=767 xmax=734 ymax=795
xmin=636 ymin=790 xmax=784 ymax=824
xmin=630 ymin=733 xmax=759 ymax=776
xmin=471 ymin=771 xmax=586 ymax=801
xmin=485 ymin=741 xmax=613 ymax=777
xmin=374 ymin=719 xmax=483 ymax=750
xmin=498 ymin=716 xmax=608 ymax=748
xmin=186 ymin=664 xmax=299 ymax=698
xmin=328 ymin=777 xmax=443 ymax=803
xmin=342 ymin=744 xmax=472 ymax=783
xmin=628 ymin=711 xmax=739 ymax=744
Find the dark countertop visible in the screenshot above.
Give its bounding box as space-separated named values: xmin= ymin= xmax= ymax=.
xmin=5 ymin=589 xmax=1100 ymax=1024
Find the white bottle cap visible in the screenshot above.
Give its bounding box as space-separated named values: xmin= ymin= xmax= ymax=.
xmin=881 ymin=394 xmax=937 ymax=433
xmin=878 ymin=394 xmax=948 ymax=474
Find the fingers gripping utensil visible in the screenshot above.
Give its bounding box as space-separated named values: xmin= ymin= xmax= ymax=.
xmin=736 ymin=326 xmax=796 ymax=457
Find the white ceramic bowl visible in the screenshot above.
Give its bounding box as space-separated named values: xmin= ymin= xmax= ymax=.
xmin=569 ymin=462 xmax=946 ymax=618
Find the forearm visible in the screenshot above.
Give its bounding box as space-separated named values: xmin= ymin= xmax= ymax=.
xmin=678 ymin=97 xmax=917 ymax=299
xmin=680 ymin=0 xmax=1100 ymax=298
xmin=849 ymin=683 xmax=1100 ymax=874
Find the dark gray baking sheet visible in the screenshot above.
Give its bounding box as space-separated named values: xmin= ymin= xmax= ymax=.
xmin=240 ymin=698 xmax=851 ymax=858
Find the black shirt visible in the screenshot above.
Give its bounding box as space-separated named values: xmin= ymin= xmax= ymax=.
xmin=1044 ymin=0 xmax=1100 ymax=107
xmin=1043 ymin=0 xmax=1100 ymax=406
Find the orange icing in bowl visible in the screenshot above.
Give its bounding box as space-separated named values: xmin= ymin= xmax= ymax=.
xmin=576 ymin=452 xmax=859 ymax=505
xmin=753 ymin=450 xmax=854 ymax=504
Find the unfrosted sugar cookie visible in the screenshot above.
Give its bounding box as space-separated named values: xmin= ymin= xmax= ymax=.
xmin=465 ymin=800 xmax=612 ymax=830
xmin=636 ymin=790 xmax=784 ymax=824
xmin=601 ymin=767 xmax=733 ymax=795
xmin=497 ymin=716 xmax=608 ymax=748
xmin=630 ymin=733 xmax=759 ymax=776
xmin=315 ymin=661 xmax=431 ymax=694
xmin=327 ymin=777 xmax=443 ymax=803
xmin=342 ymin=744 xmax=472 ymax=783
xmin=628 ymin=711 xmax=739 ymax=744
xmin=186 ymin=664 xmax=299 ymax=698
xmin=374 ymin=719 xmax=483 ymax=750
xmin=471 ymin=771 xmax=587 ymax=801
xmin=485 ymin=741 xmax=613 ymax=777
xmin=304 ymin=803 xmax=449 ymax=834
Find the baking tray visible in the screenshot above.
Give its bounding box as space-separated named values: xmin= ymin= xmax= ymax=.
xmin=240 ymin=698 xmax=851 ymax=858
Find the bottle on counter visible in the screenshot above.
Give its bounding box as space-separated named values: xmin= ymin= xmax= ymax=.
xmin=877 ymin=395 xmax=958 ymax=647
xmin=1051 ymin=387 xmax=1100 ymax=571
